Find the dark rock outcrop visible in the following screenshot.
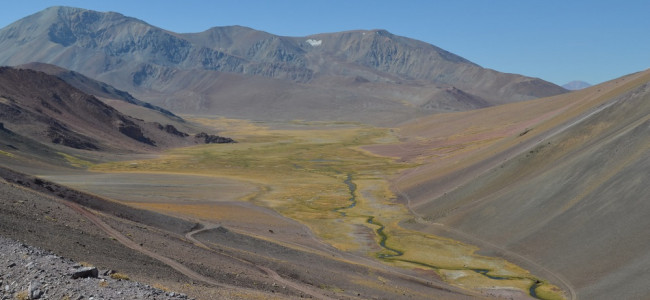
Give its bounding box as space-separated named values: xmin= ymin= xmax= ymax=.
xmin=47 ymin=125 xmax=99 ymax=150
xmin=71 ymin=266 xmax=98 ymax=279
xmin=118 ymin=122 xmax=155 ymax=146
xmin=195 ymin=132 xmax=235 ymax=144
xmin=155 ymin=123 xmax=188 ymax=137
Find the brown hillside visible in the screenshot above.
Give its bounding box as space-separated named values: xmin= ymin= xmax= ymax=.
xmin=0 ymin=67 xmax=229 ymax=158
xmin=367 ymin=69 xmax=650 ymax=299
xmin=18 ymin=62 xmax=181 ymax=120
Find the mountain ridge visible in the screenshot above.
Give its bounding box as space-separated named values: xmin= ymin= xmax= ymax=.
xmin=0 ymin=6 xmax=567 ymax=124
xmin=0 ymin=66 xmax=233 ymax=162
xmin=562 ymin=80 xmax=592 ymax=90
xmin=17 ymin=62 xmax=181 ymax=120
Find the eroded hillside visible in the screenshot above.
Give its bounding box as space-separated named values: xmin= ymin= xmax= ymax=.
xmin=368 ymin=69 xmax=650 ymax=299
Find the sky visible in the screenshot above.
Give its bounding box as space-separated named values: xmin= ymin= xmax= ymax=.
xmin=1 ymin=0 xmax=649 ymax=86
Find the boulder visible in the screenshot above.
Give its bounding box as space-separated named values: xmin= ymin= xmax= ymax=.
xmin=71 ymin=266 xmax=98 ymax=279
xmin=28 ymin=281 xmax=43 ymax=299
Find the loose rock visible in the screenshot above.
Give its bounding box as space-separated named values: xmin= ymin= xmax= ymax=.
xmin=71 ymin=267 xmax=98 ymax=279
xmin=28 ymin=281 xmax=43 ymax=299
xmin=0 ymin=236 xmax=192 ymax=299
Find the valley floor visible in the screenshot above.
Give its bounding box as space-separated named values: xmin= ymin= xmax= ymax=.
xmin=18 ymin=118 xmax=568 ymax=299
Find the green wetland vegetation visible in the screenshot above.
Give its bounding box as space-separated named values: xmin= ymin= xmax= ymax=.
xmin=90 ymin=119 xmax=565 ymax=299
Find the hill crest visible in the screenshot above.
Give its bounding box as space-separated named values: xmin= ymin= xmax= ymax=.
xmin=0 ymin=67 xmax=233 ymax=159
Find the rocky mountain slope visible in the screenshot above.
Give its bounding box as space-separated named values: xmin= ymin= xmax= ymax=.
xmin=0 ymin=160 xmax=477 ymax=300
xmin=0 ymin=67 xmax=233 ymax=167
xmin=0 ymin=235 xmax=192 ymax=300
xmin=0 ymin=6 xmax=567 ymax=124
xmin=19 ymin=62 xmax=181 ymax=120
xmin=368 ymin=69 xmax=650 ymax=299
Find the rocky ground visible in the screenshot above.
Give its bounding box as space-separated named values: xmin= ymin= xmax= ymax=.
xmin=0 ymin=235 xmax=192 ymax=300
xmin=0 ymin=165 xmax=478 ymax=299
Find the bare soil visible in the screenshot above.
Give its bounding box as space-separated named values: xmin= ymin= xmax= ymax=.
xmin=0 ymin=167 xmax=476 ymax=299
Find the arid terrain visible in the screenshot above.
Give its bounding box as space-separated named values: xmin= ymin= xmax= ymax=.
xmin=0 ymin=6 xmax=567 ymax=125
xmin=0 ymin=66 xmax=500 ymax=299
xmin=0 ymin=234 xmax=192 ymax=300
xmin=0 ymin=5 xmax=648 ymax=300
xmin=367 ymin=69 xmax=650 ymax=299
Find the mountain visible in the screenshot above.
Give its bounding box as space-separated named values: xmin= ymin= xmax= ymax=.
xmin=0 ymin=67 xmax=232 ymax=165
xmin=367 ymin=69 xmax=650 ymax=299
xmin=0 ymin=6 xmax=567 ymax=124
xmin=562 ymin=80 xmax=592 ymax=90
xmin=18 ymin=62 xmax=181 ymax=120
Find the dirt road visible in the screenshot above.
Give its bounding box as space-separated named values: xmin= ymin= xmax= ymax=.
xmin=185 ymin=223 xmax=339 ymax=300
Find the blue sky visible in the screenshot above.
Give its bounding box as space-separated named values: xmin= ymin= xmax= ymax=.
xmin=1 ymin=1 xmax=649 ymax=86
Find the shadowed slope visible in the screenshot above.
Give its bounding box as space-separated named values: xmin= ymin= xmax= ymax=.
xmin=0 ymin=67 xmax=180 ymax=152
xmin=16 ymin=62 xmax=203 ymax=139
xmin=0 ymin=67 xmax=153 ymax=151
xmin=18 ymin=62 xmax=180 ymax=120
xmin=0 ymin=67 xmax=232 ymax=166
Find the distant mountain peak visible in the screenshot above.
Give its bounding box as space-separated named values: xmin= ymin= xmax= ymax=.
xmin=0 ymin=6 xmax=568 ymax=124
xmin=562 ymin=80 xmax=592 ymax=90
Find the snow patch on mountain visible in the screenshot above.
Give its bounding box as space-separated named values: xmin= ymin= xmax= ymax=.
xmin=306 ymin=39 xmax=322 ymax=47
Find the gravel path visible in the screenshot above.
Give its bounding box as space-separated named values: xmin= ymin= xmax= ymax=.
xmin=0 ymin=235 xmax=193 ymax=300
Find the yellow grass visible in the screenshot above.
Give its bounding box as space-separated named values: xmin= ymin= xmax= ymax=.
xmin=90 ymin=118 xmax=564 ymax=298
xmin=152 ymin=283 xmax=170 ymax=292
xmin=110 ymin=272 xmax=130 ymax=280
xmin=535 ymin=283 xmax=569 ymax=300
xmin=0 ymin=150 xmax=15 ymax=157
xmin=14 ymin=291 xmax=29 ymax=300
xmin=58 ymin=152 xmax=94 ymax=168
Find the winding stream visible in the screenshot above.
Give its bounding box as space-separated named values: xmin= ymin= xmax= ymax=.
xmin=331 ymin=173 xmax=545 ymax=299
xmin=332 ymin=174 xmax=357 ymax=217
xmin=529 ymin=281 xmax=542 ymax=299
xmin=366 ymin=216 xmax=403 ymax=258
